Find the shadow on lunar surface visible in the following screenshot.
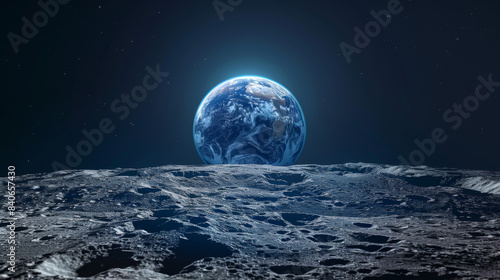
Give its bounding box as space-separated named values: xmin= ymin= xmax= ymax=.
xmin=160 ymin=234 xmax=233 ymax=275
xmin=263 ymin=172 xmax=306 ymax=185
xmin=76 ymin=248 xmax=139 ymax=277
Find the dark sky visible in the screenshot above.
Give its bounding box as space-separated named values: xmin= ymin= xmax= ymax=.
xmin=2 ymin=0 xmax=500 ymax=175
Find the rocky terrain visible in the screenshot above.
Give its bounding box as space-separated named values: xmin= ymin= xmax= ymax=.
xmin=1 ymin=163 xmax=499 ymax=279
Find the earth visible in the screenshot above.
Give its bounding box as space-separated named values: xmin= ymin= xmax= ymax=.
xmin=193 ymin=76 xmax=306 ymax=165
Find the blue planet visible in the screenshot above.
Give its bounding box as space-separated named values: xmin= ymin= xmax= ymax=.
xmin=193 ymin=76 xmax=306 ymax=165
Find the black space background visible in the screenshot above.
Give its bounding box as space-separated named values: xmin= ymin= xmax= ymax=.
xmin=1 ymin=0 xmax=500 ymax=175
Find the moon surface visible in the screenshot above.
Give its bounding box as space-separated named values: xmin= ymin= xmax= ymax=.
xmin=1 ymin=163 xmax=499 ymax=279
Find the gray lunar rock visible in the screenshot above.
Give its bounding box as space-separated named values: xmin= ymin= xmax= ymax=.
xmin=1 ymin=163 xmax=499 ymax=279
